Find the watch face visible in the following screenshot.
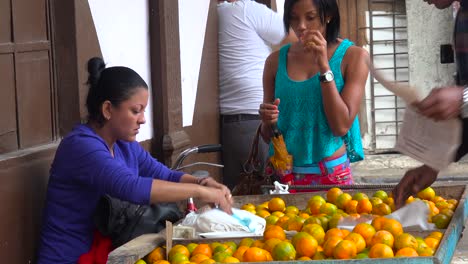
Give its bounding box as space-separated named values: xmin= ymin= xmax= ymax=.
xmin=325 ymin=72 xmax=333 ymax=81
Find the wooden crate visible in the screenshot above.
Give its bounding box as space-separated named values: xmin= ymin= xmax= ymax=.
xmin=107 ymin=184 xmax=468 ymax=264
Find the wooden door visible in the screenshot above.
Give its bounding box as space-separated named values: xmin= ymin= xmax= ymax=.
xmin=0 ymin=0 xmax=55 ymax=154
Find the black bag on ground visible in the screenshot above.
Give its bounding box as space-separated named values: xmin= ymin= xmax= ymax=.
xmin=94 ymin=195 xmax=184 ymax=248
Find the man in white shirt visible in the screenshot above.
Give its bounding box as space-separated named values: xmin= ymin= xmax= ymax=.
xmin=218 ymin=0 xmax=294 ymax=190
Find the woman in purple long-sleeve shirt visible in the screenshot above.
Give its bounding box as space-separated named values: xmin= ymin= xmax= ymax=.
xmin=37 ymin=57 xmax=233 ymax=264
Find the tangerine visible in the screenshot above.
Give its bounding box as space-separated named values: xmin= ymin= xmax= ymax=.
xmin=232 ymin=245 xmax=249 ymax=262
xmin=381 ymin=218 xmax=403 ymax=237
xmin=352 ymin=192 xmax=369 ymax=202
xmin=344 ymin=232 xmax=366 ymax=253
xmin=284 ymin=205 xmax=299 ymax=215
xmin=301 ymin=223 xmax=325 ymax=245
xmin=272 ymin=241 xmax=296 ymax=261
xmin=319 ymin=202 xmax=338 ymax=216
xmin=333 ymin=239 xmax=357 ymax=259
xmin=336 ymin=193 xmax=353 ymax=209
xmin=199 ymin=259 xmax=215 ymax=264
xmin=295 ymin=236 xmax=318 ymax=258
xmin=146 ymin=247 xmax=166 ymax=263
xmin=394 ymin=233 xmax=418 ymax=251
xmin=189 ymin=254 xmax=210 ymax=264
xmin=368 ymin=243 xmax=394 ymax=258
xmin=353 ymin=223 xmax=376 ymax=246
xmin=262 ymin=238 xmax=282 ymax=254
xmin=417 ymin=187 xmax=436 ymax=201
xmin=370 ymin=230 xmax=394 ymax=248
xmin=373 ymin=190 xmax=389 ymax=202
xmin=344 ymin=200 xmax=358 ymax=214
xmin=168 ymin=245 xmax=190 ymax=261
xmin=395 ymin=247 xmax=419 ymax=257
xmin=322 ymin=236 xmax=343 ymax=257
xmin=326 ymin=187 xmax=343 ymax=204
xmin=432 ymin=213 xmax=450 ymax=229
xmin=192 ymin=244 xmax=212 ymax=258
xmin=239 ymin=237 xmax=254 ymax=247
xmin=263 ymin=224 xmax=286 ymax=240
xmin=357 ymin=199 xmax=373 ymax=214
xmin=268 ymin=197 xmax=286 ymax=212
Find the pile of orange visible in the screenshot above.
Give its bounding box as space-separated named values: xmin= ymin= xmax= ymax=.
xmin=136 ymin=186 xmax=456 ymax=263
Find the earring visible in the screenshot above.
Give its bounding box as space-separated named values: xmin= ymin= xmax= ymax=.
xmin=327 ymin=20 xmax=330 ymax=24
xmin=104 ymin=115 xmax=110 ymax=120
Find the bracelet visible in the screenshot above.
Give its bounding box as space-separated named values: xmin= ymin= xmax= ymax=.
xmin=462 ymin=86 xmax=468 ymax=119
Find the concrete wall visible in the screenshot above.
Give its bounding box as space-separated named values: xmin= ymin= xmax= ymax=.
xmin=406 ymin=1 xmax=456 ymax=96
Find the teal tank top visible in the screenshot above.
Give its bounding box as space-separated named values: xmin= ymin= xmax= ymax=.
xmin=270 ymin=39 xmax=364 ymax=166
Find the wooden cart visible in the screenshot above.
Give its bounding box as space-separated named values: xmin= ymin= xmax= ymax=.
xmin=107 ymin=184 xmax=468 ymax=264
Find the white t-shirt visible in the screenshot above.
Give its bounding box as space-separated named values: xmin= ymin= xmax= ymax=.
xmin=218 ymin=0 xmax=285 ymax=115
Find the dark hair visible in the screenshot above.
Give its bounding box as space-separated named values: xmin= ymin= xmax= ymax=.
xmin=283 ymin=0 xmax=340 ymax=43
xmin=86 ymin=57 xmax=148 ymax=125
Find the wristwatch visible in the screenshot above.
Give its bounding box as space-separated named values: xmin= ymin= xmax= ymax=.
xmin=462 ymin=86 xmax=468 ymax=118
xmin=319 ymin=70 xmax=334 ymax=83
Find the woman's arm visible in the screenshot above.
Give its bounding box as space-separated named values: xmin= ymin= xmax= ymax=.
xmin=321 ymin=46 xmax=369 ymax=136
xmin=260 ymin=51 xmax=280 ymax=143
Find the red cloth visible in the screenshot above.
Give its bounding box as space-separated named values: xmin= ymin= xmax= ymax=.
xmin=78 ymin=230 xmax=112 ymax=264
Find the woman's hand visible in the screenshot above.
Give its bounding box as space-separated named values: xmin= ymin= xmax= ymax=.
xmin=259 ymin=98 xmax=280 ymax=126
xmin=300 ymin=29 xmax=328 ymax=71
xmin=199 ymin=186 xmax=234 ymax=214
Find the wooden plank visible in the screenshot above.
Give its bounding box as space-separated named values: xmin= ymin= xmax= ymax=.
xmin=0 ymin=54 xmax=18 ymax=153
xmin=16 ymin=51 xmax=53 ymax=148
xmin=0 ymin=0 xmax=12 ymax=43
xmin=12 ymin=0 xmax=48 ymax=42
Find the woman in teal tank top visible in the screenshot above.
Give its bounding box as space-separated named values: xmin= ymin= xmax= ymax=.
xmin=258 ymin=0 xmax=369 ymax=187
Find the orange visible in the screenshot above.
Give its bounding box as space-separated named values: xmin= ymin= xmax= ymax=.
xmin=417 ymin=187 xmax=436 ymax=201
xmin=265 ymin=215 xmax=279 ymax=225
xmin=418 ymin=246 xmax=435 ymax=256
xmin=241 ymin=203 xmax=256 ymax=211
xmin=189 ymin=254 xmax=210 ymax=264
xmin=353 ymin=223 xmax=376 ymax=246
xmin=344 ymin=200 xmax=358 ymax=214
xmin=394 ymin=233 xmax=418 ymax=251
xmin=232 ymin=245 xmax=249 ymax=262
xmin=381 ymin=218 xmax=403 ymax=237
xmin=169 ymin=245 xmax=190 ymax=261
xmin=368 ymin=243 xmax=394 ymax=258
xmin=371 ymin=216 xmax=386 ymax=231
xmin=372 ymin=202 xmax=392 ymax=216
xmin=357 ymin=199 xmax=373 ymax=214
xmin=256 ymin=209 xmax=271 ymax=218
xmin=199 ymin=259 xmax=215 ymax=264
xmin=385 ymin=197 xmax=396 ymax=211
xmin=263 ymin=224 xmax=286 ymax=241
xmin=317 ymin=215 xmax=330 ymax=230
xmin=222 ymin=256 xmax=240 ymax=263
xmin=447 ymin=199 xmax=458 ymax=206
xmin=299 ymin=212 xmax=310 ymax=219
xmin=212 ymin=252 xmax=231 ymax=263
xmin=322 ymin=236 xmax=343 ymax=257
xmin=285 ymin=216 xmax=305 ymax=231
xmin=356 ymin=252 xmax=369 ymax=259
xmin=431 ymin=195 xmax=445 ymax=204
xmin=307 ymin=199 xmax=325 ymax=215
xmin=324 ymin=228 xmax=347 ymax=242
xmin=424 ymin=237 xmax=440 ymax=250
xmin=297 ymin=256 xmax=311 ymax=260
xmin=327 ymin=213 xmax=344 ymax=229
xmin=440 ymin=208 xmax=454 ymax=218
xmin=294 ymin=235 xmax=318 ymax=258
xmin=213 ymin=244 xmax=233 ymax=255
xmin=209 ymin=242 xmax=223 ymax=252
xmin=291 ymin=232 xmax=312 ymax=247
xmin=301 ymin=223 xmax=325 ymax=245
xmin=146 ymin=247 xmax=166 ymax=263
xmin=276 ymin=215 xmax=290 ymax=229
xmin=370 ymin=197 xmax=383 ymax=207
xmin=326 ymin=187 xmax=343 ymax=204
xmin=239 ymin=237 xmax=254 ymax=247
xmin=333 ymin=239 xmax=357 ymax=259
xmin=268 ymin=197 xmax=286 ymax=212
xmin=395 ymin=247 xmax=419 ymax=257
xmin=153 ymin=260 xmax=171 ymax=264
xmin=344 ymin=232 xmax=366 ymax=253
xmin=192 ymin=244 xmax=212 ymax=258
xmin=312 ymin=251 xmax=326 ymax=260
xmin=272 ymin=241 xmax=296 ymax=261
xmin=262 ymin=238 xmax=282 ymax=254
xmin=224 ymin=242 xmax=237 ymax=253
xmin=251 ymin=240 xmax=265 ymax=248
xmin=432 ymin=213 xmax=450 ymax=229
xmin=304 ymin=215 xmax=321 ymax=226
xmin=352 ymin=192 xmax=369 ymax=202
xmin=319 ymin=203 xmax=338 ymax=216
xmin=335 ymin=193 xmax=353 ymax=209
xmin=170 ymin=253 xmax=190 ymax=264
xmin=284 ymin=205 xmax=299 ymax=215
xmin=370 ymin=230 xmax=394 ymax=248
xmin=428 ymin=231 xmax=443 ymax=240
xmin=272 ymin=211 xmax=285 ymax=218
xmin=373 ymin=190 xmax=389 ymax=202
xmin=186 ymin=243 xmax=198 ymax=254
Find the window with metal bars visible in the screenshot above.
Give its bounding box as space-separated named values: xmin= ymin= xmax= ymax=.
xmin=360 ymin=0 xmax=409 ymax=152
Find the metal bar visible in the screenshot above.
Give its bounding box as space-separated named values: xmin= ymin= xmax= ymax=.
xmin=369 ymin=0 xmax=376 ymax=150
